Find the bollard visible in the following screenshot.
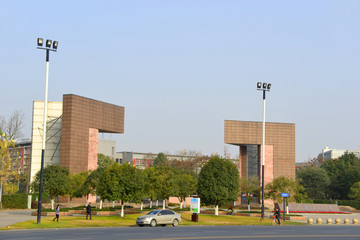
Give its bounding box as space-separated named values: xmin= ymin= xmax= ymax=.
xmin=353 ymin=219 xmax=358 ymax=225
xmin=326 ymin=218 xmax=332 ymax=224
xmin=316 ymin=218 xmax=322 ymax=224
xmin=344 ymin=218 xmax=349 ymax=224
xmin=307 ymin=218 xmax=313 ymax=224
xmin=335 ymin=218 xmax=341 ymax=224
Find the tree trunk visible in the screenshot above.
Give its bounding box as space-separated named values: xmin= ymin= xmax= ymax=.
xmin=180 ymin=201 xmax=183 ymax=209
xmin=27 ymin=195 xmax=31 ymax=209
xmin=140 ymin=201 xmax=143 ymax=211
xmin=112 ymin=201 xmax=115 ymax=208
xmin=215 ymin=205 xmax=219 ymax=215
xmin=100 ymin=200 xmax=103 ymax=209
xmin=248 ymin=204 xmax=250 ymax=212
xmin=121 ymin=201 xmax=124 ymax=217
xmin=156 ymin=200 xmax=159 ymax=207
xmin=85 ymin=196 xmax=88 ymax=206
xmin=150 ymin=200 xmax=153 ymax=208
xmin=51 ymin=199 xmax=55 ymax=210
xmin=70 ymin=198 xmax=73 ymax=208
xmin=163 ymin=200 xmax=165 ymax=209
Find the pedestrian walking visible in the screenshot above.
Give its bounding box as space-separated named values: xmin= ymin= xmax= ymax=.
xmin=227 ymin=204 xmax=233 ymax=215
xmin=53 ymin=204 xmax=60 ymax=222
xmin=86 ymin=202 xmax=92 ymax=220
xmin=273 ymin=208 xmax=281 ymax=225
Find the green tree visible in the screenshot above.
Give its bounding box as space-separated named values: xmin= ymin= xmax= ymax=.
xmin=30 ymin=165 xmax=71 ymax=209
xmin=81 ymin=156 xmax=118 ymax=207
xmin=349 ymin=181 xmax=360 ymax=200
xmin=321 ymin=153 xmax=360 ymax=199
xmin=154 ymin=166 xmax=176 ymax=209
xmin=171 ymin=172 xmax=197 ymax=209
xmin=153 ymin=153 xmax=168 ymax=167
xmin=97 ymin=153 xmax=114 ymax=169
xmin=0 ymin=131 xmax=19 ymax=202
xmin=68 ymin=171 xmax=89 ymax=208
xmin=97 ymin=163 xmax=145 ymax=217
xmin=296 ymin=167 xmax=330 ymax=199
xmin=265 ymin=176 xmax=306 ymax=204
xmin=82 ymin=169 xmax=101 ymax=205
xmin=197 ymin=156 xmax=239 ymax=215
xmin=239 ymin=176 xmax=261 ymax=211
xmin=143 ymin=167 xmax=158 ymax=208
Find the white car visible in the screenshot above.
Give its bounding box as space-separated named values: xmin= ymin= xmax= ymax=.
xmin=136 ymin=209 xmax=182 ymax=227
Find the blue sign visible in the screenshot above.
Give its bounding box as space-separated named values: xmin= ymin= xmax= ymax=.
xmin=281 ymin=193 xmax=289 ymax=198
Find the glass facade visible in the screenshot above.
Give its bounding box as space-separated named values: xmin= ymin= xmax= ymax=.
xmin=246 ymin=145 xmax=259 ymax=178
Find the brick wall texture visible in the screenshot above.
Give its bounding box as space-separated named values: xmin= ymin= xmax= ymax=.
xmin=224 ymin=120 xmax=295 ymax=179
xmin=60 ymin=94 xmax=124 ymax=173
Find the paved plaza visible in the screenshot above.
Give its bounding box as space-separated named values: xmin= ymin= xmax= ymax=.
xmin=0 ymin=209 xmax=36 ymax=228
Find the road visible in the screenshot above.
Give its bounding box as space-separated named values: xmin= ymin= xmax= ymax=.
xmin=1 ymin=225 xmax=360 ymax=240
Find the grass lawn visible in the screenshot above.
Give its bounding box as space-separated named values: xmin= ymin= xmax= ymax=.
xmin=0 ymin=213 xmax=305 ymax=230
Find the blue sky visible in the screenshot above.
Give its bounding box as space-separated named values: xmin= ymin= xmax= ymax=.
xmin=1 ymin=1 xmax=359 ymax=162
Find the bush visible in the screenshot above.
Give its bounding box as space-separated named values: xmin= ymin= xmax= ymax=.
xmin=168 ymin=203 xmax=178 ymax=207
xmin=2 ymin=193 xmax=28 ymax=209
xmin=337 ymin=200 xmax=360 ymax=210
xmin=171 ymin=207 xmax=190 ymax=212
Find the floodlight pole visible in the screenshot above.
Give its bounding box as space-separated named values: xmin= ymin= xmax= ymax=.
xmin=36 ymin=39 xmax=57 ymax=224
xmin=261 ymin=90 xmax=266 ymax=221
xmin=257 ymin=82 xmax=271 ymax=221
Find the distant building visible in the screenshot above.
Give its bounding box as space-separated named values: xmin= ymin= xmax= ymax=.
xmin=115 ymin=151 xmax=196 ymax=169
xmin=322 ymin=146 xmax=360 ymax=160
xmin=98 ymin=140 xmax=117 ymax=160
xmin=295 ymin=161 xmax=309 ymax=170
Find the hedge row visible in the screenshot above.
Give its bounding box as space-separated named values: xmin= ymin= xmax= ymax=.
xmin=337 ymin=200 xmax=360 ymax=210
xmin=2 ymin=193 xmax=28 ymax=209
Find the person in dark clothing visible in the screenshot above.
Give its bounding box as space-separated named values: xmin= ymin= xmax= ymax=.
xmin=227 ymin=204 xmax=233 ymax=215
xmin=273 ymin=208 xmax=281 ymax=225
xmin=53 ymin=204 xmax=60 ymax=222
xmin=86 ymin=202 xmax=92 ymax=220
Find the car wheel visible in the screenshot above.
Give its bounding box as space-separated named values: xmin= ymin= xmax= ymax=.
xmin=172 ymin=219 xmax=179 ymax=227
xmin=138 ymin=224 xmax=144 ymax=227
xmin=150 ymin=219 xmax=157 ymax=227
xmin=161 ymin=224 xmax=166 ymax=227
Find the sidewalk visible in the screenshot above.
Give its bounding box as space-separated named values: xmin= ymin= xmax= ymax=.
xmin=0 ymin=209 xmax=36 ymax=227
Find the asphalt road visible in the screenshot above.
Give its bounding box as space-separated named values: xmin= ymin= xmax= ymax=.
xmin=1 ymin=225 xmax=360 ymax=240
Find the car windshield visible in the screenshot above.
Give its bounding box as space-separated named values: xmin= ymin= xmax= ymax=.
xmin=146 ymin=210 xmax=160 ymax=215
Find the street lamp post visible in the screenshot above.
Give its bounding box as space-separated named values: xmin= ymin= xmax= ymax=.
xmin=36 ymin=38 xmax=58 ymax=224
xmin=257 ymin=82 xmax=271 ymax=220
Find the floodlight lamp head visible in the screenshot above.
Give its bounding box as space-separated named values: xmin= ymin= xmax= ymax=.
xmin=46 ymin=39 xmax=52 ymax=48
xmin=257 ymin=82 xmax=262 ymax=89
xmin=267 ymin=83 xmax=271 ymax=90
xmin=53 ymin=41 xmax=58 ymax=50
xmin=37 ymin=38 xmax=43 ymax=47
xmin=262 ymin=83 xmax=267 ymax=89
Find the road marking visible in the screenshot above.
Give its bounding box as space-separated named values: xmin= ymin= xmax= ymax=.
xmin=133 ymin=234 xmax=360 ymax=240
